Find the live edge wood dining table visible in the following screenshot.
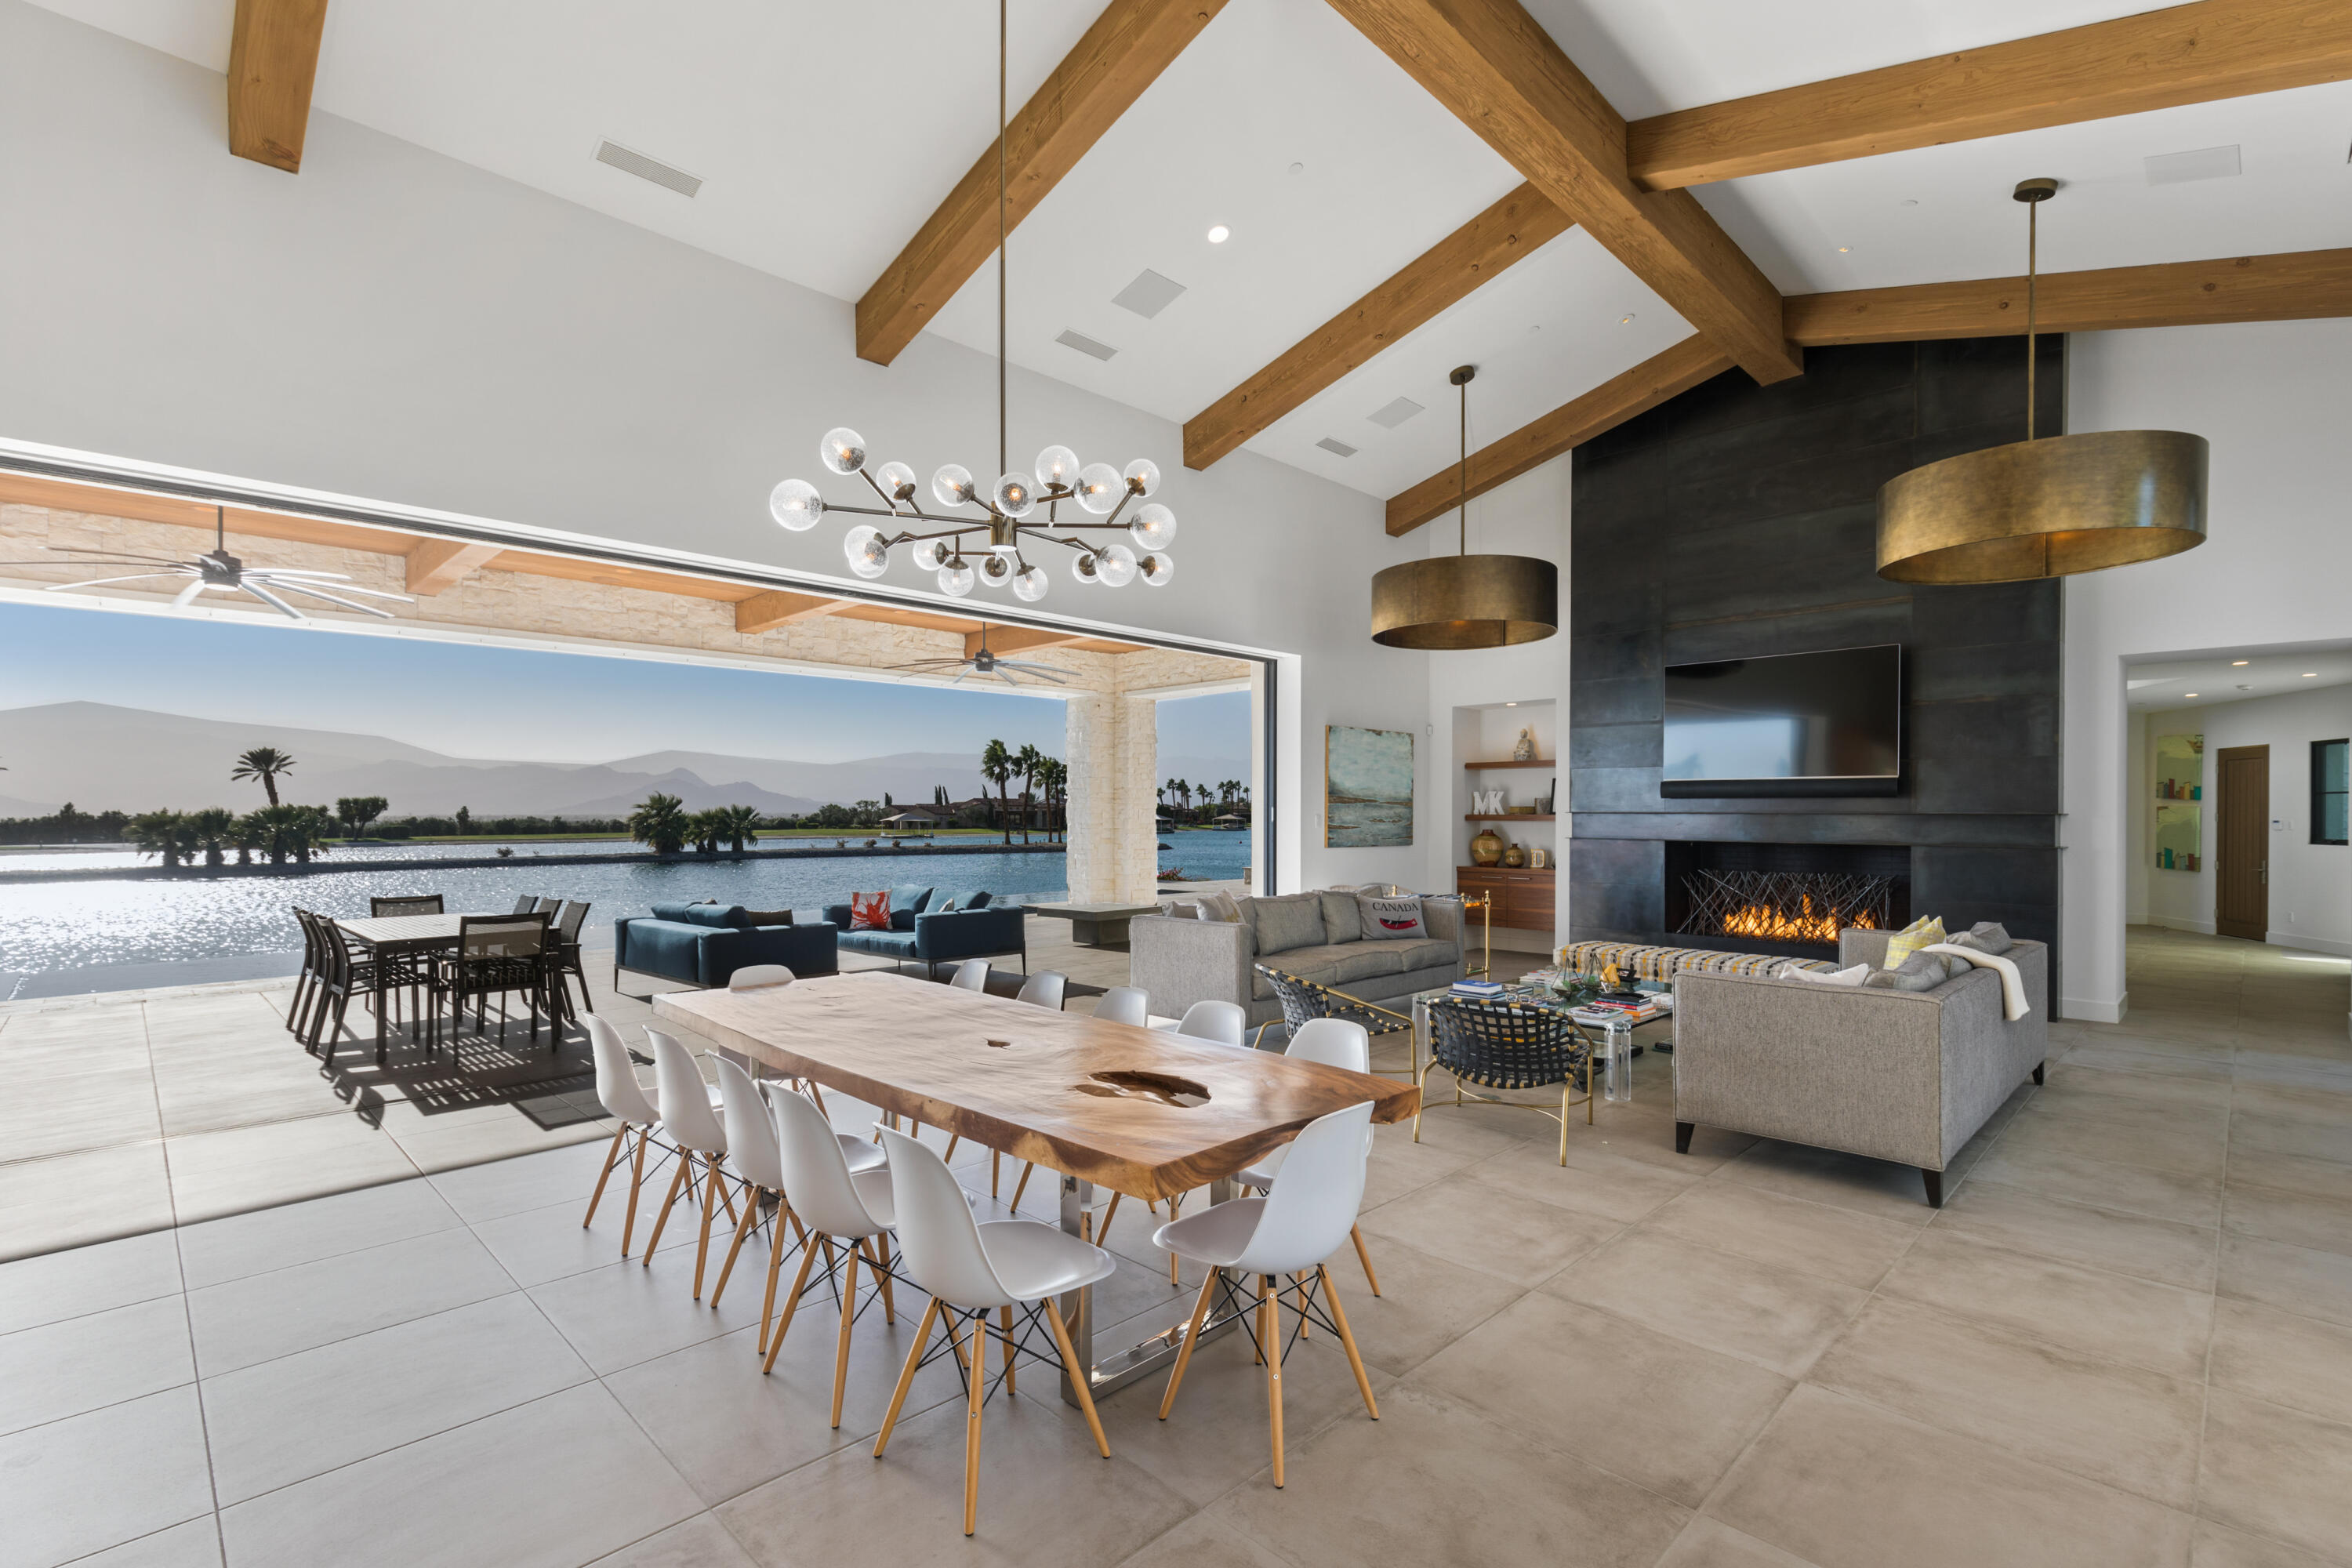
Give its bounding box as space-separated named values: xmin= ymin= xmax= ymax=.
xmin=655 ymin=971 xmax=1419 ymax=1408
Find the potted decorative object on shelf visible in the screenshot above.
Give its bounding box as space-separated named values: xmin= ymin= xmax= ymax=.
xmin=1470 ymin=825 xmax=1505 ymax=866
xmin=1513 ymin=726 xmax=1537 ymax=761
xmin=1501 ymin=841 xmax=1526 ymax=868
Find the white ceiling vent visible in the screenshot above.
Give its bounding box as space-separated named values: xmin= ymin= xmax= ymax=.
xmin=1367 ymin=397 xmax=1425 ymax=430
xmin=1316 ymin=437 xmax=1359 ymax=457
xmin=1055 ymin=329 xmax=1118 ymax=361
xmin=2144 ymin=145 xmax=2241 ymax=186
xmin=595 ymin=140 xmax=702 ymax=198
xmin=1111 ymin=269 xmax=1188 ymax=319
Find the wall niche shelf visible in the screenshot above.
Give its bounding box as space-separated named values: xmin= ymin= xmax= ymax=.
xmin=1465 ymin=813 xmax=1555 ymax=822
xmin=1464 ymin=758 xmax=1555 ymax=770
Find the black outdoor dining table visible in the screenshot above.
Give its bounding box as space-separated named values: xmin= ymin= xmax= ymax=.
xmin=332 ymin=911 xmax=491 ymax=1057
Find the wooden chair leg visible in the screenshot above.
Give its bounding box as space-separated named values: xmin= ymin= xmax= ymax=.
xmin=942 ymin=1134 xmax=960 ymax=1163
xmin=582 ymin=1123 xmax=629 ymax=1229
xmin=873 ymin=1298 xmax=941 ymax=1455
xmin=999 ymin=1304 xmax=1016 ymax=1396
xmin=1097 ymin=1192 xmax=1121 ymax=1247
xmin=757 ymin=1198 xmax=793 ymax=1355
xmin=1158 ymin=1270 xmax=1220 ymax=1419
xmin=868 ymin=1234 xmax=897 ymax=1323
xmin=1042 ymin=1298 xmax=1110 ymax=1457
xmin=1010 ymin=1162 xmax=1035 ymax=1214
xmin=1350 ymin=1225 xmax=1383 ymax=1298
xmin=641 ymin=1154 xmax=693 ymax=1265
xmin=1319 ymin=1264 xmax=1381 ymax=1420
xmin=709 ymin=1188 xmax=763 ymax=1308
xmin=962 ymin=1312 xmax=985 ymax=1536
xmin=1261 ymin=1273 xmax=1285 ymax=1488
xmin=691 ymin=1159 xmax=724 ymax=1301
xmin=619 ymin=1129 xmax=649 ymax=1258
xmin=831 ymin=1245 xmax=861 ymax=1428
xmin=760 ymin=1236 xmax=824 ymax=1374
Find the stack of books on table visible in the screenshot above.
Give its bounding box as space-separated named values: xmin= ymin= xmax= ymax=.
xmin=1450 ymin=978 xmax=1507 ymax=998
xmin=1570 ymin=996 xmax=1668 ymax=1026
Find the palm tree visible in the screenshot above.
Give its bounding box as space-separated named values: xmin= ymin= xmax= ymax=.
xmin=230 ymin=746 xmax=296 ymax=807
xmin=289 ymin=806 xmax=334 ymax=864
xmin=184 ymin=808 xmax=236 ymax=868
xmin=230 ymin=814 xmax=266 ymax=866
xmin=687 ymin=809 xmax=728 ymax=855
xmin=1033 ymin=757 xmax=1067 ymax=841
xmin=129 ymin=810 xmax=190 ymax=869
xmin=245 ymin=804 xmax=321 ymax=866
xmin=981 ymin=740 xmax=1014 ymax=847
xmin=1014 ymin=744 xmax=1044 ymax=845
xmin=629 ymin=793 xmax=689 ymax=854
xmin=713 ymin=804 xmax=762 ymax=853
xmin=336 ymin=795 xmax=388 ymax=836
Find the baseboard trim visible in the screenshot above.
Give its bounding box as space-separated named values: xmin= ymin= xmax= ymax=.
xmin=2153 ymin=916 xmax=2216 ymax=936
xmin=2267 ymin=931 xmax=2352 ymax=959
xmin=2062 ymin=993 xmax=2127 ymax=1024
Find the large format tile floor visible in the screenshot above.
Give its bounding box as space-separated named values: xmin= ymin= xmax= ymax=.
xmin=2 ymin=925 xmax=2347 ymax=1566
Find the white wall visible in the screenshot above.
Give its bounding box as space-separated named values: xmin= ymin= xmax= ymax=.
xmin=0 ymin=2 xmax=1432 ymax=896
xmin=2135 ymin=688 xmax=2352 ymax=956
xmin=2062 ymin=319 xmax=2352 ymax=1019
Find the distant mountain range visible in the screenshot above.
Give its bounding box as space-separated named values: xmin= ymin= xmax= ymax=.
xmin=0 ymin=702 xmax=1247 ymax=820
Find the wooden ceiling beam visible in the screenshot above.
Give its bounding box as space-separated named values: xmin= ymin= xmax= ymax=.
xmin=1184 ymin=183 xmax=1571 ymax=470
xmin=735 ymin=589 xmax=847 ymax=634
xmin=967 ymin=625 xmax=1095 ymax=659
xmin=1325 ymin=0 xmax=1798 ymax=385
xmin=1385 ymin=335 xmax=1732 ymax=535
xmin=404 ymin=539 xmax=501 ymax=595
xmin=1628 ymin=0 xmax=2352 ymax=191
xmin=227 ymin=0 xmax=330 ymax=173
xmin=1786 ymin=245 xmax=2352 ymax=344
xmin=854 ymin=0 xmax=1228 ymax=366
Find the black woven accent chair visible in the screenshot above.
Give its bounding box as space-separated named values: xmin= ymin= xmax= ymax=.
xmin=1422 ymin=995 xmax=1595 ymax=1163
xmin=1254 ymin=964 xmax=1412 ymax=1048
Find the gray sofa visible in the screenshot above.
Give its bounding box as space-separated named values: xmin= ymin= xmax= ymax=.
xmin=1130 ymin=887 xmax=1466 ymax=1031
xmin=1670 ymin=928 xmax=2049 ymax=1207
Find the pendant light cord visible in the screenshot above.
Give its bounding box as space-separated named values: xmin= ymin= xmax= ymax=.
xmin=997 ymin=0 xmax=1007 ymax=479
xmin=2025 ymin=195 xmax=2038 ymax=444
xmin=1457 ymin=375 xmax=1468 ymax=557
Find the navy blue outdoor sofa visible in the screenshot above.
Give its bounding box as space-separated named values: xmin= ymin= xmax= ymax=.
xmin=611 ymin=902 xmax=839 ymax=991
xmin=821 ymin=883 xmax=1028 ymax=978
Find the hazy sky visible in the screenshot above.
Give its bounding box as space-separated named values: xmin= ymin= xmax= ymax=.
xmin=0 ymin=601 xmax=1250 ymax=766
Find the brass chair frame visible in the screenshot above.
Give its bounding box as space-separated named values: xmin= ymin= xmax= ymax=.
xmin=1416 ymin=994 xmax=1597 ymax=1165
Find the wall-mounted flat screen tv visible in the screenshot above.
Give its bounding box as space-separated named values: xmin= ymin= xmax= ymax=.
xmin=1661 ymin=644 xmax=1902 ymax=798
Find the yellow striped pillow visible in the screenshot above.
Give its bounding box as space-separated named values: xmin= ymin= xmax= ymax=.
xmin=1882 ymin=916 xmax=1946 ymax=969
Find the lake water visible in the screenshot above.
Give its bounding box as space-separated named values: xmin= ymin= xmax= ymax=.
xmin=0 ymin=829 xmax=1253 ymax=996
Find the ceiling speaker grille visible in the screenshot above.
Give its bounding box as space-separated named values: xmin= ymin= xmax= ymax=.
xmin=1055 ymin=329 xmax=1118 ymax=361
xmin=1367 ymin=397 xmax=1425 ymax=430
xmin=1316 ymin=437 xmax=1358 ymax=457
xmin=1111 ymin=269 xmax=1188 ymax=318
xmin=595 ymin=140 xmax=702 ymax=197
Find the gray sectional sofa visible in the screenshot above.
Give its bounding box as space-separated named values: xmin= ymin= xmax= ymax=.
xmin=1129 ymin=887 xmax=1466 ymax=1031
xmin=1670 ymin=927 xmax=2049 ymax=1207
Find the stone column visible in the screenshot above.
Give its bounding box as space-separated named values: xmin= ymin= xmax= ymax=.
xmin=1062 ymin=690 xmax=1159 ymax=905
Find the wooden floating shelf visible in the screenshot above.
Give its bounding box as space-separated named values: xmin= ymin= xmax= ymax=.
xmin=1464 ymin=758 xmax=1555 ymax=769
xmin=1465 ymin=814 xmax=1555 ymax=822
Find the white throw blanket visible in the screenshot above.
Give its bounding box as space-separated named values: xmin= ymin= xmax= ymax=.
xmin=1920 ymin=943 xmax=2031 ymax=1022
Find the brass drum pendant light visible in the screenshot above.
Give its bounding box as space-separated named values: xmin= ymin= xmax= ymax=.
xmin=1876 ymin=179 xmax=2208 ymax=583
xmin=1370 ymin=365 xmax=1558 ymax=648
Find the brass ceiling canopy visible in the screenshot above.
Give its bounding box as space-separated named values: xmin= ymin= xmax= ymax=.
xmin=1371 ymin=365 xmax=1559 ymax=648
xmin=1876 ymin=178 xmax=2207 ymax=584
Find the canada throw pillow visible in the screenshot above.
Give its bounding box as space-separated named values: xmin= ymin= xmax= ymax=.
xmin=1359 ymin=894 xmax=1426 ymax=940
xmin=848 ymin=891 xmax=891 ymax=932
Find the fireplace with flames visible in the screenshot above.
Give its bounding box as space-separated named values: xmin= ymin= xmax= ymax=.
xmin=1663 ymin=841 xmax=1911 ymax=957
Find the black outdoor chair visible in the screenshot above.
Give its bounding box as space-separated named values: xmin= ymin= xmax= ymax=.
xmin=295 ymin=908 xmax=384 ymax=1064
xmin=1254 ymin=964 xmax=1412 ymax=1048
xmin=431 ymin=913 xmax=558 ymax=1053
xmin=511 ymin=895 xmax=543 ymax=915
xmin=548 ymin=899 xmax=593 ymax=1021
xmin=371 ymin=895 xmax=445 ymax=917
xmin=1422 ymin=994 xmax=1596 ymax=1164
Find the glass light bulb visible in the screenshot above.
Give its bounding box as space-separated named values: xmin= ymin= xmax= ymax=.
xmin=932 ymin=463 xmax=977 ymax=507
xmin=1140 ymin=551 xmax=1174 ymax=586
xmin=819 ymin=427 xmax=866 ymax=476
xmin=910 ymin=538 xmax=946 ymax=572
xmin=1012 ymin=564 xmax=1050 ymax=602
xmin=843 ymin=524 xmax=890 ymax=579
xmin=1095 ymin=544 xmax=1137 ymax=588
xmin=978 ymin=554 xmax=1014 ymax=586
xmin=1129 ymin=502 xmax=1178 ymax=550
xmin=1033 ymin=445 xmax=1080 ymax=492
xmin=875 ymin=460 xmax=917 ymax=501
xmin=1075 ymin=462 xmax=1122 ymax=514
xmin=992 ymin=472 xmax=1035 ymax=518
xmin=1069 ymin=551 xmax=1101 ymax=584
xmin=768 ymin=477 xmax=825 ymax=532
xmin=937 ymin=559 xmax=975 ymax=597
xmin=1123 ymin=457 xmax=1160 ymax=497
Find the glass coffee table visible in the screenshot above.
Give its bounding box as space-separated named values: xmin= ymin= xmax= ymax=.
xmin=1406 ymin=978 xmax=1671 ymax=1109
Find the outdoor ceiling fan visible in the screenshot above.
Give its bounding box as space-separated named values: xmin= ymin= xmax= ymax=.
xmin=888 ymin=622 xmax=1073 ymax=687
xmin=0 ymin=505 xmax=414 ymax=622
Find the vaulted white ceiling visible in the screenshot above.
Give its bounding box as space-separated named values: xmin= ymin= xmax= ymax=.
xmin=29 ymin=0 xmax=2352 ymax=502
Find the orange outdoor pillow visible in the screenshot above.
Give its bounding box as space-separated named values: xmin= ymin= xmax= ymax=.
xmin=849 ymin=890 xmax=891 ymax=931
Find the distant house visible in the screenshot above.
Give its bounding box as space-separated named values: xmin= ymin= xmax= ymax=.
xmin=881 ymin=809 xmax=943 ymax=828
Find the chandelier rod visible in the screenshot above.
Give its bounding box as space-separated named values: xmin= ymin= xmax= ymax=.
xmin=2025 ymin=191 xmax=2038 ymax=444
xmin=998 ymin=0 xmax=1007 ymax=481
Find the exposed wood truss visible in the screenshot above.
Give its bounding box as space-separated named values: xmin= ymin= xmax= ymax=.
xmin=404 ymin=539 xmax=502 ymax=595
xmin=1385 ymin=336 xmax=1732 ymax=535
xmin=1786 ymin=245 xmax=2352 ymax=344
xmin=735 ymin=589 xmax=846 ymax=634
xmin=854 ymin=0 xmax=1228 ymax=366
xmin=1627 ymin=0 xmax=2352 ymax=191
xmin=1324 ymin=0 xmax=1798 ymax=385
xmin=967 ymin=625 xmax=1093 ymax=659
xmin=227 ymin=0 xmax=330 ymax=172
xmin=1184 ymin=183 xmax=1571 ymax=470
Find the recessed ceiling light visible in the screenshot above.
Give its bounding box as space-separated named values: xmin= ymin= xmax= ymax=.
xmin=2185 ymin=692 xmax=2198 ymax=699
xmin=1505 ymin=702 xmax=1518 ymax=708
xmin=2231 ymin=659 xmax=2249 ymax=665
xmin=1619 ymin=314 xmax=1635 ymax=325
xmin=1836 ymin=245 xmax=1851 ymax=253
xmin=2304 ymin=671 xmax=2320 ymax=677
xmin=1206 ymin=224 xmax=1230 ymax=244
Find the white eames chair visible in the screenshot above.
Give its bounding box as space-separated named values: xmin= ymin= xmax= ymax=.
xmin=728 ymin=964 xmax=795 ymax=989
xmin=1171 ymin=999 xmax=1246 ymax=1047
xmin=872 ymin=1125 xmax=1116 ymax=1537
xmin=708 ymin=1058 xmax=814 ymax=1353
xmin=949 ymin=957 xmax=990 ymax=991
xmin=1014 ymin=970 xmax=1066 ymax=1009
xmin=640 ymin=1029 xmax=738 ymax=1298
xmin=1153 ymin=1101 xmax=1381 ymax=1488
xmin=581 ymin=1014 xmax=664 ymax=1258
xmin=1233 ymin=1018 xmax=1385 ymax=1296
xmin=761 ymin=1088 xmax=901 ymax=1425
xmin=1092 ymin=985 xmax=1150 ymax=1026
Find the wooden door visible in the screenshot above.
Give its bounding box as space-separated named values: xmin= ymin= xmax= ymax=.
xmin=2216 ymin=745 xmax=2270 ymax=942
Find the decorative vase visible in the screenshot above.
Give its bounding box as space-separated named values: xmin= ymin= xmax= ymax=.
xmin=1470 ymin=826 xmax=1505 ymax=866
xmin=1501 ymin=841 xmax=1526 ymax=868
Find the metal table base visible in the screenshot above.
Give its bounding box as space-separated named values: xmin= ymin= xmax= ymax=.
xmin=1055 ymin=1172 xmax=1238 ymax=1408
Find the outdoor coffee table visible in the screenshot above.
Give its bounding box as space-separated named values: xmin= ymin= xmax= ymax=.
xmin=1023 ymin=901 xmax=1163 ymax=948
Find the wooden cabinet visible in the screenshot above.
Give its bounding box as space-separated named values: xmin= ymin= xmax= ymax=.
xmin=1456 ymin=866 xmax=1555 ymax=932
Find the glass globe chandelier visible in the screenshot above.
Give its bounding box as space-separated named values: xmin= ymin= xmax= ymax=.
xmin=764 ymin=0 xmax=1174 ymax=604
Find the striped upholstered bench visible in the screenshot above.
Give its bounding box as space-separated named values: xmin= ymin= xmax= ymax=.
xmin=1558 ymin=941 xmax=1834 ymax=983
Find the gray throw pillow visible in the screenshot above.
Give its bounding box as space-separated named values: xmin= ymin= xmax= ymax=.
xmin=1951 ymin=922 xmax=2014 ymax=955
xmin=1162 ymin=901 xmax=1200 ymax=920
xmin=1252 ymin=893 xmax=1327 ymax=955
xmin=1318 ymin=889 xmax=1363 ymax=943
xmin=1863 ymin=951 xmax=1952 ymax=991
